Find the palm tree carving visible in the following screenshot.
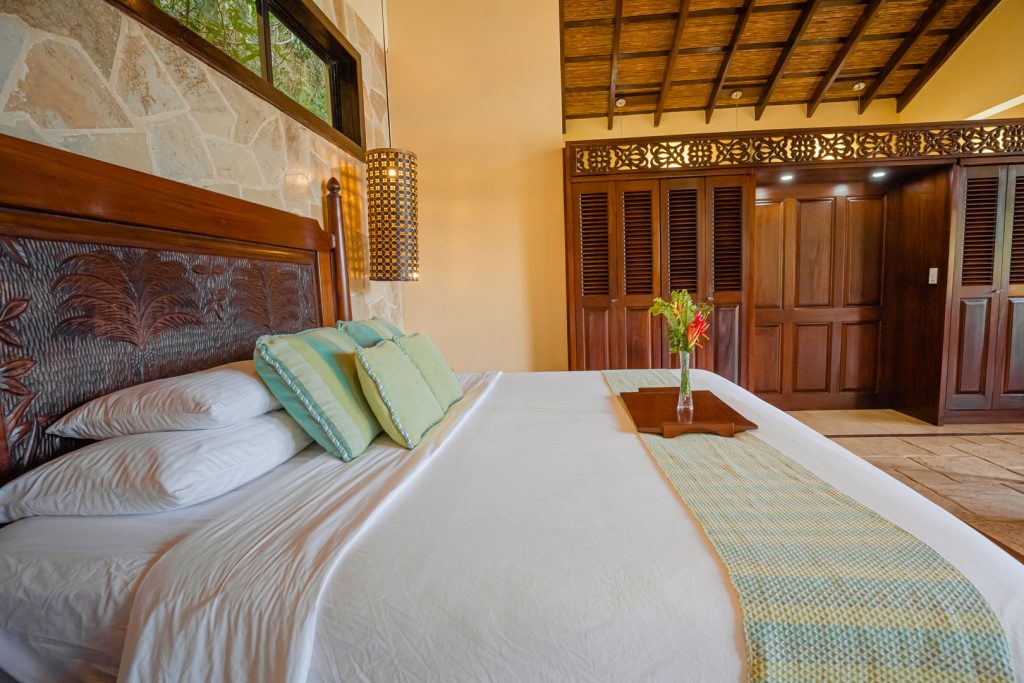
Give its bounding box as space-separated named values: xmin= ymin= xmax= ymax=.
xmin=230 ymin=262 xmax=302 ymax=332
xmin=54 ymin=250 xmax=203 ymax=348
xmin=0 ymin=296 xmax=35 ymax=475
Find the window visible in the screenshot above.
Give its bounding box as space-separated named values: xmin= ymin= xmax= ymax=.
xmin=128 ymin=0 xmax=363 ymax=153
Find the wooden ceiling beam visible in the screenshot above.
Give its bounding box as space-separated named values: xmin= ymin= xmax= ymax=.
xmin=705 ymin=0 xmax=755 ymax=124
xmin=896 ymin=0 xmax=1001 ymax=112
xmin=654 ymin=0 xmax=692 ymax=127
xmin=858 ymin=0 xmax=947 ymax=114
xmin=606 ymin=0 xmax=624 ymax=130
xmin=754 ymin=0 xmax=823 ymax=121
xmin=806 ymin=0 xmax=883 ymax=118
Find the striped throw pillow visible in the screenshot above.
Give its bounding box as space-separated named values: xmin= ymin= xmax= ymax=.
xmin=337 ymin=317 xmax=404 ymax=347
xmin=254 ymin=328 xmax=381 ymax=461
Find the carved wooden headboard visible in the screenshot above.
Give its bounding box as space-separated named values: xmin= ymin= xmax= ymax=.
xmin=0 ymin=133 xmax=353 ymax=482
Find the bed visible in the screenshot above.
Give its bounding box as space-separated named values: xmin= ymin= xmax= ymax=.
xmin=0 ymin=135 xmax=1021 ymax=682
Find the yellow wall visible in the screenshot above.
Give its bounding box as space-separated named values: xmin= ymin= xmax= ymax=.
xmin=387 ymin=0 xmax=566 ymax=372
xmin=901 ymin=0 xmax=1024 ymax=122
xmin=565 ymin=100 xmax=900 ymax=140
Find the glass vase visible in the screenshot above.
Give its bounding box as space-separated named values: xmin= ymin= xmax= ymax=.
xmin=678 ymin=349 xmax=694 ymax=417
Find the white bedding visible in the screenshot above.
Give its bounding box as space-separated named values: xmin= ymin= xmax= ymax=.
xmin=1 ymin=370 xmax=1022 ymax=682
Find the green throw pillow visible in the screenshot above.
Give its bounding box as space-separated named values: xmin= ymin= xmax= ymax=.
xmin=337 ymin=317 xmax=404 ymax=347
xmin=254 ymin=328 xmax=381 ymax=461
xmin=355 ymin=340 xmax=443 ymax=449
xmin=395 ymin=333 xmax=464 ymax=410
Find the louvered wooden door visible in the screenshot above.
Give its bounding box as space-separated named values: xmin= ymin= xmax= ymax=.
xmin=947 ymin=166 xmax=1008 ymax=410
xmin=707 ymin=177 xmax=745 ymax=384
xmin=570 ymin=180 xmax=661 ymax=370
xmin=571 ymin=182 xmax=618 ymax=370
xmin=618 ymin=181 xmax=662 ymax=368
xmin=994 ymin=166 xmax=1024 ymax=408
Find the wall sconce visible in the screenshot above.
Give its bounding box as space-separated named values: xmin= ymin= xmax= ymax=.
xmin=366 ymin=148 xmax=419 ymax=281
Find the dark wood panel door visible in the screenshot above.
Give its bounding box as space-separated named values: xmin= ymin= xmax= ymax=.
xmin=751 ymin=187 xmax=885 ymax=409
xmin=947 ymin=166 xmax=1005 ymax=410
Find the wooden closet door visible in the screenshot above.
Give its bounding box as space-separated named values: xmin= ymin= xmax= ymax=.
xmin=707 ymin=176 xmax=746 ymax=384
xmin=947 ymin=166 xmax=1006 ymax=410
xmin=570 ymin=182 xmax=618 ymax=370
xmin=659 ymin=177 xmax=703 ymax=368
xmin=617 ymin=180 xmax=662 ymax=368
xmin=993 ymin=165 xmax=1024 ymax=409
xmin=751 ymin=186 xmax=884 ymax=409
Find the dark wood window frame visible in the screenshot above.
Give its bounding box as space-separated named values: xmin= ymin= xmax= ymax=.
xmin=105 ymin=0 xmax=365 ymax=160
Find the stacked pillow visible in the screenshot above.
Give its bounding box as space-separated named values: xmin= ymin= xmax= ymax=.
xmin=0 ymin=319 xmax=465 ymax=523
xmin=0 ymin=361 xmax=312 ymax=522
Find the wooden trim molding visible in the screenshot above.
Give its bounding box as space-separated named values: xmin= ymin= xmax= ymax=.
xmin=567 ymin=119 xmax=1024 ymax=176
xmin=103 ymin=0 xmax=366 ymax=160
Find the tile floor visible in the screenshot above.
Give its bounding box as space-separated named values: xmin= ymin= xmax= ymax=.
xmin=788 ymin=409 xmax=1024 ymax=562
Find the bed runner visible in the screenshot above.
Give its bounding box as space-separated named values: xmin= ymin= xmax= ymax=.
xmin=604 ymin=369 xmax=1016 ymax=683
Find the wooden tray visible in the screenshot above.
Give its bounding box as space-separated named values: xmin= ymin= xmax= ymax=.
xmin=620 ymin=387 xmax=757 ymax=437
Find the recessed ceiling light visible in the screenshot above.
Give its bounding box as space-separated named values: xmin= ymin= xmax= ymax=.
xmin=871 ymin=170 xmax=887 ymax=179
xmin=852 ymin=81 xmax=866 ymax=92
xmin=730 ymin=90 xmax=743 ymax=100
xmin=614 ymin=97 xmax=627 ymax=108
xmin=780 ymin=173 xmax=795 ymax=182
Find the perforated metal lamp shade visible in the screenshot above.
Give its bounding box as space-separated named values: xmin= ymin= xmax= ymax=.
xmin=366 ymin=148 xmax=419 ymax=281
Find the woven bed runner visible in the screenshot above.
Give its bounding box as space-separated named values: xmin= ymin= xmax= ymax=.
xmin=604 ymin=370 xmax=1015 ymax=682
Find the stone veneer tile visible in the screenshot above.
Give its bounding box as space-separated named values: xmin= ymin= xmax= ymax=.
xmin=252 ymin=116 xmax=288 ymax=186
xmin=208 ymin=70 xmax=270 ymax=145
xmin=282 ymin=171 xmax=313 ymax=214
xmin=143 ymin=29 xmax=235 ymax=139
xmin=205 ymin=136 xmax=263 ymax=186
xmin=113 ymin=25 xmax=186 ymax=118
xmin=0 ymin=0 xmax=122 ymax=78
xmin=202 ymin=182 xmax=241 ymax=198
xmin=282 ymin=118 xmax=310 ymax=170
xmin=56 ymin=132 xmax=153 ymax=174
xmin=147 ymin=114 xmax=213 ymax=183
xmin=5 ymin=39 xmax=131 ymax=129
xmin=241 ymin=187 xmax=284 ymax=211
xmin=0 ymin=115 xmax=46 ymax=144
xmin=0 ymin=15 xmax=25 ymax=97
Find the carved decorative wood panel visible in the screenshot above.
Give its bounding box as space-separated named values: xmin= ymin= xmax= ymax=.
xmin=0 ymin=236 xmax=318 ymax=481
xmin=568 ymin=121 xmax=1024 ymax=176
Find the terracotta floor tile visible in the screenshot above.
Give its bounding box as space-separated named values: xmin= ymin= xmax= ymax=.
xmin=926 ymin=483 xmax=1024 ymax=521
xmin=968 ymin=521 xmax=1024 ymax=560
xmin=884 ymin=472 xmax=975 ymax=520
xmin=959 ymin=435 xmax=1011 ymax=445
xmin=901 ymin=436 xmax=977 ymax=456
xmin=860 ymin=455 xmax=923 ymax=469
xmin=894 ymin=465 xmax=958 ymax=487
xmin=831 ymin=437 xmax=931 ymax=457
xmin=992 ymin=434 xmax=1024 ymax=447
xmin=908 ymin=455 xmax=1024 ymax=484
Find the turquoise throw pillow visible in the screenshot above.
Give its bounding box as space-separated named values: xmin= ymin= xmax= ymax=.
xmin=255 ymin=328 xmax=381 ymax=461
xmin=395 ymin=333 xmax=463 ymax=410
xmin=337 ymin=317 xmax=404 ymax=347
xmin=355 ymin=340 xmax=443 ymax=449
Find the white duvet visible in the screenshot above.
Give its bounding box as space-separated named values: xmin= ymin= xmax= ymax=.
xmin=1 ymin=370 xmax=1023 ymax=682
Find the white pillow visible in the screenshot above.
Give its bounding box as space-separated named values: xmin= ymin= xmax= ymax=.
xmin=0 ymin=411 xmax=311 ymax=522
xmin=48 ymin=360 xmax=280 ymax=439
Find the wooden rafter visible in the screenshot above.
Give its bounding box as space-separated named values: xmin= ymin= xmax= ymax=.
xmin=754 ymin=0 xmax=823 ymax=121
xmin=896 ymin=0 xmax=1002 ymax=112
xmin=606 ymin=0 xmax=625 ymax=131
xmin=858 ymin=0 xmax=948 ymax=114
xmin=705 ymin=0 xmax=754 ymax=124
xmin=806 ymin=0 xmax=884 ymax=118
xmin=654 ymin=0 xmax=692 ymax=127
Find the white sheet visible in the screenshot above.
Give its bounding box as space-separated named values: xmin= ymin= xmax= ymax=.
xmin=1 ymin=370 xmax=1022 ymax=682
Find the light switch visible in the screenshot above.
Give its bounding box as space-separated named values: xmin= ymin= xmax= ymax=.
xmin=928 ymin=267 xmax=939 ymax=285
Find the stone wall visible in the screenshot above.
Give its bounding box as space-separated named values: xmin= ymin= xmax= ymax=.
xmin=0 ymin=0 xmax=401 ymax=325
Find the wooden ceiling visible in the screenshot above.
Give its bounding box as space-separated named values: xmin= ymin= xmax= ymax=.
xmin=560 ymin=0 xmax=1002 ymax=128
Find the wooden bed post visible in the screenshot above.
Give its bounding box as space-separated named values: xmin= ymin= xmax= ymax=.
xmin=326 ymin=177 xmax=353 ymax=322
